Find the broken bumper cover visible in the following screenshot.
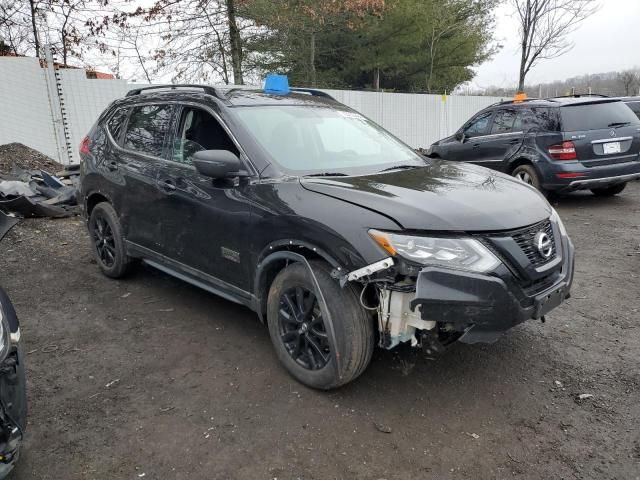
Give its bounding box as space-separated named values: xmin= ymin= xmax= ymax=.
xmin=410 ymin=239 xmax=575 ymax=344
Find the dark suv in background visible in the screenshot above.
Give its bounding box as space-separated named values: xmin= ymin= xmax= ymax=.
xmin=79 ymin=83 xmax=574 ymax=389
xmin=427 ymin=97 xmax=640 ymax=196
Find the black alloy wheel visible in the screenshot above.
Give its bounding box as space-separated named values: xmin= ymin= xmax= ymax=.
xmin=88 ymin=201 xmax=135 ymax=278
xmin=91 ymin=214 xmax=116 ymax=268
xmin=278 ymin=286 xmax=330 ymax=370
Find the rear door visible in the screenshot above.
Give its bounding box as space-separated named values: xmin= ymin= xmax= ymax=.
xmin=118 ymin=103 xmax=174 ymax=250
xmin=480 ymin=108 xmax=524 ymax=171
xmin=559 ymin=101 xmax=640 ymax=168
xmin=155 ymin=104 xmax=254 ymax=292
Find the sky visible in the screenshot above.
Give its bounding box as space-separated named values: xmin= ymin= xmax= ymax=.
xmin=470 ymin=0 xmax=640 ymax=90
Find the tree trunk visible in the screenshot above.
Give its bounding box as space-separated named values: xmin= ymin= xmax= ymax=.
xmin=309 ymin=31 xmax=316 ymax=87
xmin=373 ymin=67 xmax=380 ymax=91
xmin=28 ymin=0 xmax=40 ymax=58
xmin=518 ymin=39 xmax=527 ymax=92
xmin=225 ymin=0 xmax=243 ymax=85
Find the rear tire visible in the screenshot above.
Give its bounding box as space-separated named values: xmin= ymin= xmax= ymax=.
xmin=88 ymin=202 xmax=134 ymax=278
xmin=512 ymin=164 xmax=550 ymax=197
xmin=266 ymin=260 xmax=374 ymax=389
xmin=591 ymin=183 xmax=626 ymax=196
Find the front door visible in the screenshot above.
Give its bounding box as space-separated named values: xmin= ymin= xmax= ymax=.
xmin=155 ymin=105 xmax=254 ymax=292
xmin=446 ymin=111 xmax=494 ymax=163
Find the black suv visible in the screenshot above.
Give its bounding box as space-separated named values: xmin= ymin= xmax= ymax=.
xmin=79 ymin=84 xmax=575 ymax=389
xmin=427 ymin=97 xmax=640 ymax=196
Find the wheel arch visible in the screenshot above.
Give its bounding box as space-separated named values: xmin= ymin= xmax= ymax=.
xmin=507 ymin=157 xmax=535 ymax=175
xmin=253 ymin=241 xmax=344 ymax=323
xmin=85 ymin=190 xmax=114 ymax=217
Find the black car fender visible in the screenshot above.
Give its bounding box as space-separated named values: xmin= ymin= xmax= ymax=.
xmin=253 ymin=241 xmax=345 ymax=323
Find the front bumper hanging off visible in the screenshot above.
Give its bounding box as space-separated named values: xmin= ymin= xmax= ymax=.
xmin=410 ymin=266 xmax=573 ymax=344
xmin=409 ymin=236 xmax=575 ymax=344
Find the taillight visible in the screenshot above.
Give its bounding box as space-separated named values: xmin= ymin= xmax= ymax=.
xmin=79 ymin=136 xmax=90 ymax=155
xmin=548 ymin=141 xmax=577 ymax=160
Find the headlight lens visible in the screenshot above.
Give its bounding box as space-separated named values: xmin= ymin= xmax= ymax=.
xmin=550 ymin=208 xmax=567 ymax=237
xmin=369 ymin=229 xmax=500 ymax=272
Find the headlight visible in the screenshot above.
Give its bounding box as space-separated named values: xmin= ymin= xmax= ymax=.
xmin=369 ymin=229 xmax=500 ymax=273
xmin=0 ymin=306 xmax=10 ymax=363
xmin=550 ymin=208 xmax=568 ymax=237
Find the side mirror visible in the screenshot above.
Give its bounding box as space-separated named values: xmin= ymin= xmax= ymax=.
xmin=193 ymin=150 xmax=247 ymax=178
xmin=455 ymin=131 xmax=466 ymax=143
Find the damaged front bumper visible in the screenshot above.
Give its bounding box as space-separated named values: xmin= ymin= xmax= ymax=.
xmin=408 ymin=229 xmax=575 ymax=344
xmin=410 ymin=258 xmax=573 ymax=344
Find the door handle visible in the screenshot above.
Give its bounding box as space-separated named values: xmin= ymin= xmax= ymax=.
xmin=159 ymin=179 xmax=176 ymax=193
xmin=508 ymin=139 xmax=521 ymax=145
xmin=106 ymin=161 xmax=118 ymax=171
xmin=472 ymin=143 xmax=481 ymax=148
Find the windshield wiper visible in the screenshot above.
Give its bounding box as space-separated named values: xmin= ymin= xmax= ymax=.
xmin=608 ymin=122 xmax=631 ymax=128
xmin=377 ymin=164 xmax=422 ymax=173
xmin=304 ymin=172 xmax=349 ymax=177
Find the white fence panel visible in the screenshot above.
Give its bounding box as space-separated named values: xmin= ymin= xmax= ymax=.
xmin=0 ymin=57 xmax=59 ymax=160
xmin=0 ymin=57 xmax=504 ymax=164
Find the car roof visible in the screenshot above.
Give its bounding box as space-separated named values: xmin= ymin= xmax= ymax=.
xmin=120 ymin=84 xmax=340 ymax=108
xmin=221 ymin=88 xmax=339 ymax=107
xmin=490 ymin=96 xmax=625 ymax=109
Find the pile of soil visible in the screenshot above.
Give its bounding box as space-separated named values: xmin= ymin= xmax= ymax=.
xmin=0 ymin=143 xmax=61 ymax=175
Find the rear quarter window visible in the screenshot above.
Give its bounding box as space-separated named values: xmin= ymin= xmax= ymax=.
xmin=625 ymin=101 xmax=640 ymax=120
xmin=560 ymin=102 xmax=640 ymax=131
xmin=106 ymin=107 xmax=129 ymax=144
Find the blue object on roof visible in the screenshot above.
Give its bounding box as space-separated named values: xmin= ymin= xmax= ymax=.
xmin=264 ymin=74 xmax=289 ymax=95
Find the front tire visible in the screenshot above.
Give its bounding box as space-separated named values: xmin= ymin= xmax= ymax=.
xmin=88 ymin=202 xmax=134 ymax=278
xmin=591 ymin=183 xmax=626 ymax=196
xmin=266 ymin=261 xmax=374 ymax=389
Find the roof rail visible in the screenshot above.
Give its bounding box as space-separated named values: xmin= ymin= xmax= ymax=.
xmin=126 ymin=84 xmax=222 ymax=98
xmin=489 ymin=97 xmax=554 ymax=107
xmin=289 ymin=87 xmax=335 ymax=100
xmin=549 ymin=93 xmax=609 ymax=99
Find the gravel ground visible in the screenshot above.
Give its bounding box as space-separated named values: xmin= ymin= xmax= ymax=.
xmin=1 ymin=183 xmax=639 ymax=480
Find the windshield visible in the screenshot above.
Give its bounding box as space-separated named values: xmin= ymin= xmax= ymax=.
xmin=560 ymin=101 xmax=640 ymax=131
xmin=233 ymin=105 xmax=426 ymax=175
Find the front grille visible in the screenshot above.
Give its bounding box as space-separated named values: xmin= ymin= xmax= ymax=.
xmin=511 ymin=220 xmax=556 ymax=268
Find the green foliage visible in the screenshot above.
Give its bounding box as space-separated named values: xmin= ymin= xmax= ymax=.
xmin=243 ymin=0 xmax=499 ymax=92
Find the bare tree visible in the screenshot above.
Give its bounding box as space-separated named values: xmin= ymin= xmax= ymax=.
xmin=617 ymin=70 xmax=639 ymax=96
xmin=511 ymin=0 xmax=598 ymax=92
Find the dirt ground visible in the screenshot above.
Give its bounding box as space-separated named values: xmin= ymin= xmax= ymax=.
xmin=1 ymin=183 xmax=639 ymax=480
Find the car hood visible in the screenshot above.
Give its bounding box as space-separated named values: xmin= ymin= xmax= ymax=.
xmin=299 ymin=161 xmax=551 ymax=231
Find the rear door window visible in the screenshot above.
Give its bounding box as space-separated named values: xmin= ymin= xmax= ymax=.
xmin=490 ymin=109 xmax=519 ymax=134
xmin=107 ymin=107 xmax=129 ymax=144
xmin=123 ymin=104 xmax=173 ymax=157
xmin=560 ymin=101 xmax=640 ymax=131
